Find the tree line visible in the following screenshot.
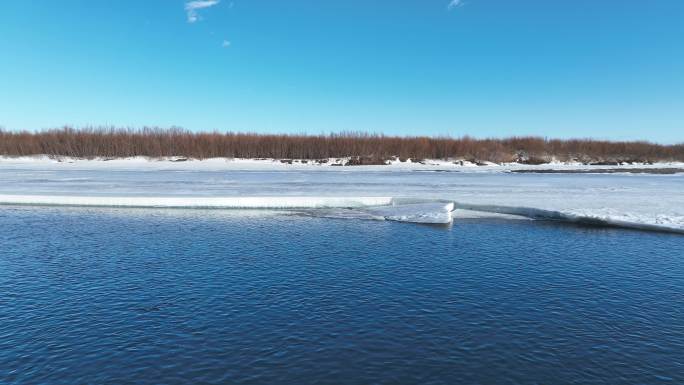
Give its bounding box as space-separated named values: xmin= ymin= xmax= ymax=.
xmin=1 ymin=127 xmax=682 ymax=164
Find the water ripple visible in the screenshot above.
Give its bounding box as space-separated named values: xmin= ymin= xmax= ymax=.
xmin=0 ymin=207 xmax=683 ymax=384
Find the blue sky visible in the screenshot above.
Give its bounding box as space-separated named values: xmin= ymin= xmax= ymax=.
xmin=1 ymin=1 xmax=682 ymax=143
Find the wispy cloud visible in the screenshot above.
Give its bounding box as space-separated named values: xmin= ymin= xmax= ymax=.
xmin=185 ymin=0 xmax=220 ymax=23
xmin=447 ymin=0 xmax=464 ymax=11
xmin=222 ymin=40 xmax=231 ymax=48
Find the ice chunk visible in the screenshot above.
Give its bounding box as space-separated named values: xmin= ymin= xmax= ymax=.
xmin=299 ymin=202 xmax=455 ymax=224
xmin=365 ymin=202 xmax=455 ymax=224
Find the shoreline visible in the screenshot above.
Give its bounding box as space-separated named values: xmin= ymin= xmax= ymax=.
xmin=2 ymin=155 xmax=684 ymax=173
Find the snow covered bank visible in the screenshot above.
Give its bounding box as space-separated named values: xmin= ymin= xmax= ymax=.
xmin=2 ymin=155 xmax=683 ymax=173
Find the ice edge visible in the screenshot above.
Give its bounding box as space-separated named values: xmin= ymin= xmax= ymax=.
xmin=1 ymin=194 xmax=682 ymax=233
xmin=453 ymin=203 xmax=684 ymax=235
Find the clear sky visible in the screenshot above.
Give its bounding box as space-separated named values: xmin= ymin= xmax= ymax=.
xmin=1 ymin=0 xmax=683 ymax=143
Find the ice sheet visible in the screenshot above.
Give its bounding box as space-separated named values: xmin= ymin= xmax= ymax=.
xmin=0 ymin=157 xmax=682 ymax=231
xmin=0 ymin=195 xmax=392 ymax=209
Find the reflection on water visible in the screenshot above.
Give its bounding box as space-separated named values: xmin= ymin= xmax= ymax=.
xmin=1 ymin=207 xmax=683 ymax=384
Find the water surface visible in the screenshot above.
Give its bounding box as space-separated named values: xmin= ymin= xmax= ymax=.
xmin=1 ymin=207 xmax=683 ymax=384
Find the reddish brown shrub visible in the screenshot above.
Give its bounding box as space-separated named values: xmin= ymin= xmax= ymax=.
xmin=0 ymin=127 xmax=682 ymax=163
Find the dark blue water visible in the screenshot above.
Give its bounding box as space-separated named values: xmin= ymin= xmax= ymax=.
xmin=1 ymin=207 xmax=683 ymax=384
